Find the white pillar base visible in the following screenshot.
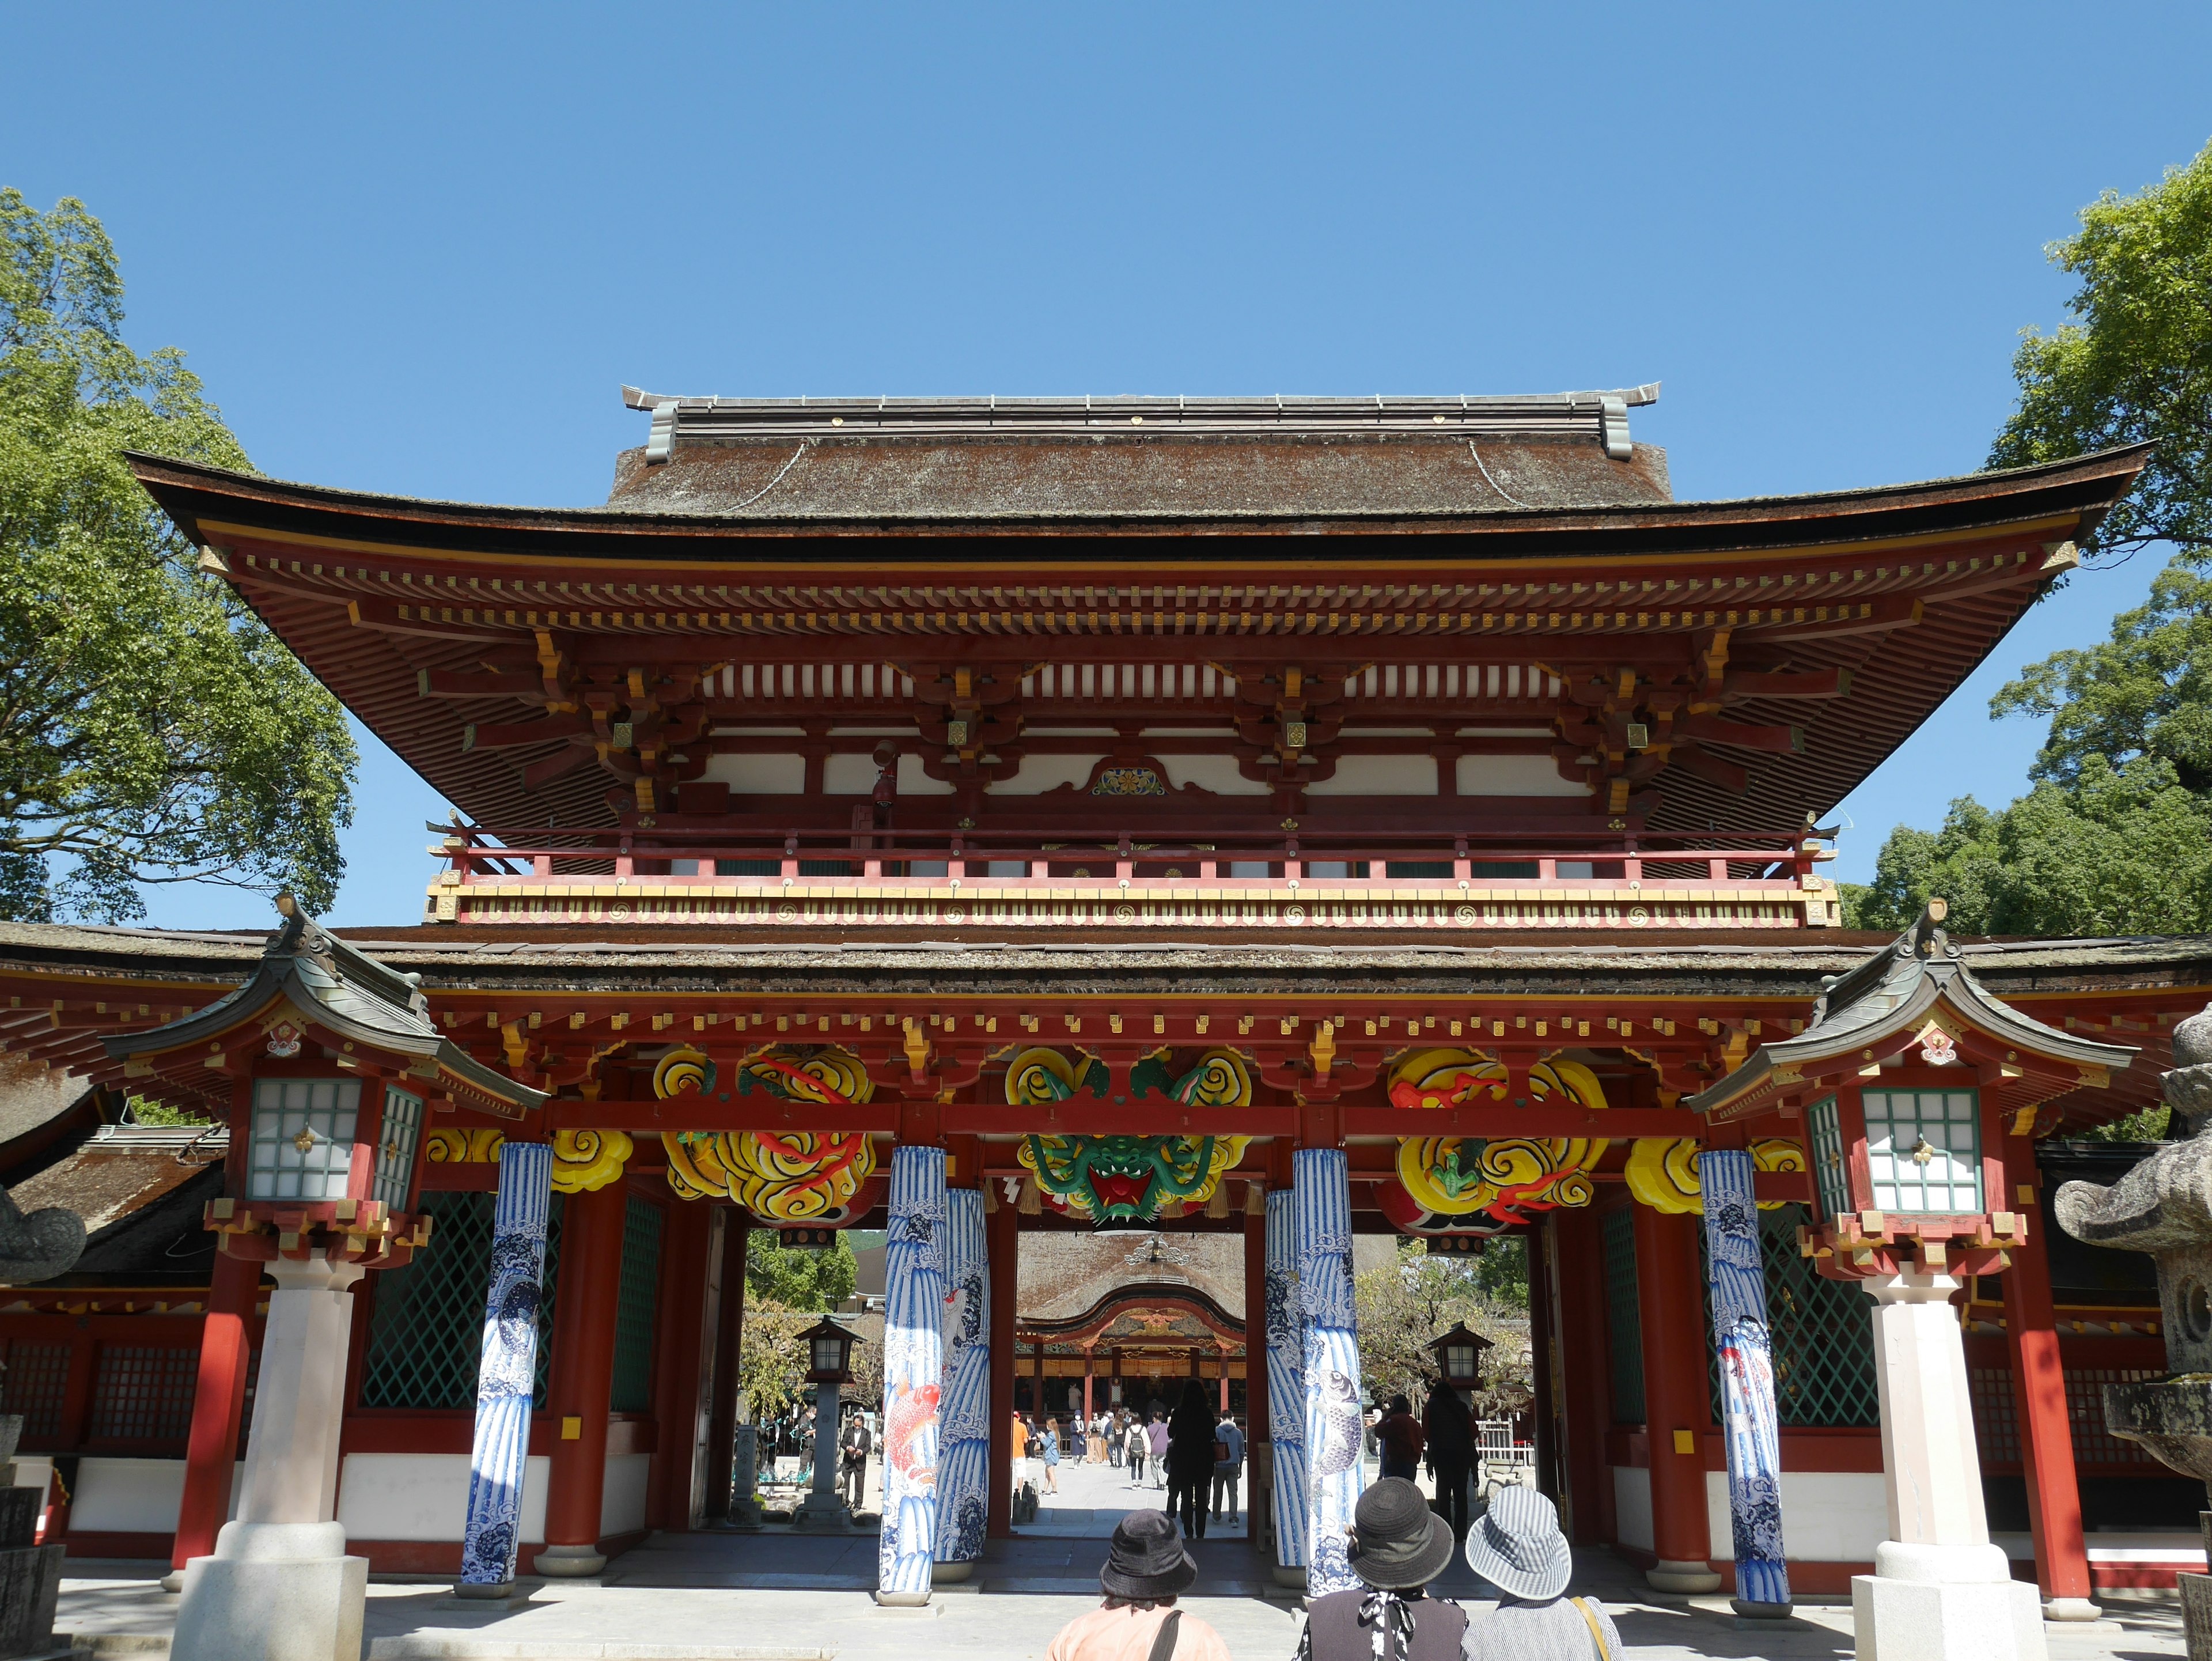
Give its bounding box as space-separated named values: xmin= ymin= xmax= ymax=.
xmin=2040 ymin=1596 xmax=2102 ymax=1622
xmin=170 ymin=1521 xmax=367 ymax=1661
xmin=1646 ymin=1558 xmax=1724 ymax=1594
xmin=1852 ymin=1541 xmax=2046 ymax=1661
xmin=531 ymin=1543 xmax=605 ymax=1577
xmin=793 ymin=1490 xmax=853 ymax=1531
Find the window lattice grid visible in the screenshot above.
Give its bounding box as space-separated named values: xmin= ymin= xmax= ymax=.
xmin=1968 ymin=1367 xmax=2021 ymax=1463
xmin=1805 ymin=1096 xmax=1849 ymax=1224
xmin=2067 ymin=1369 xmax=2161 ymax=1467
xmin=248 ymin=1077 xmax=360 ymax=1200
xmin=2 ymin=1341 xmax=72 ymax=1446
xmin=1863 ymin=1089 xmax=1982 ymax=1214
xmin=357 ymin=1190 xmax=564 ymax=1410
xmin=372 ymin=1089 xmax=425 ymax=1209
xmin=611 ymin=1198 xmax=665 ymax=1414
xmin=1702 ymin=1204 xmax=1881 ymax=1428
xmin=88 ymin=1345 xmax=200 ymax=1444
xmin=1601 ymin=1207 xmax=1646 ymax=1425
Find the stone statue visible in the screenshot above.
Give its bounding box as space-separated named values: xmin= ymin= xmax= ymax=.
xmin=2054 ymin=1002 xmax=2212 ymax=1655
xmin=0 ymin=1183 xmax=85 ymax=1286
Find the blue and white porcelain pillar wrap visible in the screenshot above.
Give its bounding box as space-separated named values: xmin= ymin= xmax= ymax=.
xmin=1700 ymin=1148 xmax=1792 ymax=1611
xmin=1294 ymin=1148 xmax=1365 ymax=1598
xmin=1264 ymin=1186 xmax=1309 ymax=1572
xmin=935 ymin=1186 xmax=989 ymax=1567
xmin=459 ymin=1140 xmax=552 ymax=1589
xmin=877 ymin=1146 xmax=948 ymax=1599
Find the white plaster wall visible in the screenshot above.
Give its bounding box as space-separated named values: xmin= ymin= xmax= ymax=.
xmin=336 ymin=1452 xmax=550 ymax=1542
xmin=600 ymin=1453 xmax=652 ymax=1535
xmin=896 ymin=755 xmax=955 ymax=796
xmin=1158 ymin=755 xmax=1269 ymax=796
xmin=1611 ymin=1465 xmax=1654 ymax=1552
xmin=823 ymin=754 xmax=878 ymax=794
xmin=1457 ymin=754 xmax=1592 ymax=797
xmin=1703 ymin=1470 xmax=1888 ymax=1562
xmin=988 ymin=756 xmax=1101 ymax=796
xmin=1306 ymin=755 xmax=1436 ymax=797
xmin=702 ymin=754 xmax=805 ymax=794
xmin=72 ymin=1456 xmax=187 ymax=1533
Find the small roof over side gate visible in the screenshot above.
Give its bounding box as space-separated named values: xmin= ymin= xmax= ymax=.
xmin=1686 ymin=900 xmax=2139 ymax=1129
xmin=101 ymin=896 xmax=545 ymax=1120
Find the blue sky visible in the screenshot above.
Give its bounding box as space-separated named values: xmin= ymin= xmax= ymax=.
xmin=5 ymin=5 xmax=2207 ymax=928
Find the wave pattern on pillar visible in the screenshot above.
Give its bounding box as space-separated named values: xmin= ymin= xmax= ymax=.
xmin=460 ymin=1141 xmax=553 ymax=1587
xmin=1700 ymin=1148 xmax=1791 ymax=1611
xmin=1294 ymin=1148 xmax=1365 ymax=1598
xmin=878 ymin=1146 xmax=948 ymax=1597
xmin=935 ymin=1186 xmax=989 ymax=1565
xmin=1264 ymin=1187 xmax=1309 ymax=1571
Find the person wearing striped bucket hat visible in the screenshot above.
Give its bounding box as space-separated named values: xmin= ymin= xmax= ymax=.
xmin=1460 ymin=1485 xmax=1624 ymax=1660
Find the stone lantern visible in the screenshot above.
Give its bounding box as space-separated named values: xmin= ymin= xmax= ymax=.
xmin=795 ymin=1316 xmax=864 ymax=1531
xmin=2054 ymin=1002 xmax=2212 ymax=1654
xmin=104 ymin=898 xmax=542 ymax=1661
xmin=1425 ymin=1321 xmax=1491 ymax=1395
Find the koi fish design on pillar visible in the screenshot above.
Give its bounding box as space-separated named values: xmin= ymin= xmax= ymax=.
xmin=1295 ymin=1148 xmax=1365 ymax=1598
xmin=935 ymin=1186 xmax=990 ymax=1567
xmin=1700 ymin=1148 xmax=1791 ymax=1614
xmin=459 ymin=1141 xmax=552 ymax=1591
xmin=877 ymin=1145 xmax=948 ymax=1601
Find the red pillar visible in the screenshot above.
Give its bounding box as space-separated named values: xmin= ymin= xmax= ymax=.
xmin=537 ymin=1181 xmax=629 ymax=1571
xmin=1630 ymin=1201 xmax=1718 ymax=1590
xmin=2002 ymin=1138 xmax=2094 ymax=1613
xmin=1552 ymin=1208 xmax=1614 ymax=1545
xmin=648 ymin=1198 xmax=715 ymax=1530
xmin=701 ymin=1213 xmax=748 ymax=1523
xmin=1217 ymin=1352 xmax=1229 ymax=1416
xmin=1527 ymin=1217 xmax=1561 ymax=1505
xmin=986 ymin=1194 xmax=1017 ymax=1538
xmin=1082 ymin=1349 xmax=1094 ymax=1426
xmin=169 ymin=1251 xmax=263 ymax=1575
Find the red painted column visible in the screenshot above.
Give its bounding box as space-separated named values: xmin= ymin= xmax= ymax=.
xmin=649 ymin=1198 xmax=715 ymax=1529
xmin=1630 ymin=1201 xmax=1719 ymax=1591
xmin=1082 ymin=1350 xmax=1094 ymax=1426
xmin=1552 ymin=1208 xmax=1614 ymax=1545
xmin=986 ymin=1193 xmax=1017 ymax=1538
xmin=2001 ymin=1138 xmax=2096 ymax=1615
xmin=1217 ymin=1353 xmax=1229 ymax=1416
xmin=702 ymin=1213 xmax=748 ymax=1524
xmin=168 ymin=1250 xmax=263 ymax=1578
xmin=535 ymin=1181 xmax=628 ymax=1573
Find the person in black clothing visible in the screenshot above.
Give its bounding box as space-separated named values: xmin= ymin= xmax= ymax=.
xmin=1163 ymin=1379 xmax=1217 ymax=1539
xmin=1296 ymin=1478 xmax=1466 ymax=1661
xmin=1421 ymin=1383 xmax=1474 ymax=1544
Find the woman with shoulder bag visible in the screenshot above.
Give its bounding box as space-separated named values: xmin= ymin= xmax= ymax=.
xmin=1459 ymin=1486 xmax=1624 ymax=1661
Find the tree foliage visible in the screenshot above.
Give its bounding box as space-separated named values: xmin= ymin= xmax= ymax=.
xmin=1353 ymin=1239 xmax=1531 ymax=1417
xmin=1988 ymin=137 xmax=2212 ymax=558
xmin=0 ymin=191 xmax=354 ymax=921
xmin=745 ymin=1229 xmax=857 ymax=1312
xmin=736 ymin=1297 xmax=809 ymax=1424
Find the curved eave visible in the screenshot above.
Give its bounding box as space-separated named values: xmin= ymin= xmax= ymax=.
xmin=127 ymin=446 xmax=2152 ymax=569
xmin=1687 ymin=960 xmax=2139 ymax=1119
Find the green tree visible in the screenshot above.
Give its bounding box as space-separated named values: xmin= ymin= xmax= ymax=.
xmin=745 ymin=1229 xmax=857 ymax=1312
xmin=0 ymin=191 xmax=354 ymax=921
xmin=1988 ymin=137 xmax=2212 ymax=558
xmin=1353 ymin=1239 xmax=1531 ymax=1416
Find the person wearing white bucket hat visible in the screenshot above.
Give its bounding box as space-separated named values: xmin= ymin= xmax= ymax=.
xmin=1459 ymin=1486 xmax=1624 ymax=1661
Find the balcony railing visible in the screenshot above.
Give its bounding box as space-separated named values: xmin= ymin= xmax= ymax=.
xmin=425 ymin=823 xmax=1839 ymax=933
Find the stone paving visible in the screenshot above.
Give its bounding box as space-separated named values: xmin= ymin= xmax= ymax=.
xmin=46 ymin=1454 xmax=2190 ymax=1658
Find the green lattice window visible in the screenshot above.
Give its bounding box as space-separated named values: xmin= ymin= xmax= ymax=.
xmin=1805 ymin=1095 xmax=1849 ymax=1223
xmin=1601 ymin=1207 xmax=1646 ymax=1425
xmin=611 ymin=1197 xmax=664 ymax=1413
xmin=1702 ymin=1202 xmax=1879 ymax=1427
xmin=358 ymin=1190 xmax=564 ymax=1409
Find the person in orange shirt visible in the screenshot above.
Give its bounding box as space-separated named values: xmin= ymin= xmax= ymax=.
xmin=1044 ymin=1510 xmax=1229 ymax=1661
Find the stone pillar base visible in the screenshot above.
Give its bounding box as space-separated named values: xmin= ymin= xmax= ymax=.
xmin=725 ymin=1496 xmax=766 ymax=1530
xmin=2040 ymin=1596 xmax=2102 ymax=1623
xmin=871 ymin=1588 xmax=932 ymax=1607
xmin=171 ymin=1522 xmax=367 ymax=1661
xmin=793 ymin=1491 xmax=852 ymax=1531
xmin=931 ymin=1560 xmax=974 ymax=1584
xmin=1851 ymin=1543 xmax=2046 ymax=1661
xmin=1271 ymin=1563 xmax=1308 ymax=1588
xmin=532 ymin=1543 xmax=605 ymax=1577
xmin=1646 ymin=1558 xmax=1723 ymax=1594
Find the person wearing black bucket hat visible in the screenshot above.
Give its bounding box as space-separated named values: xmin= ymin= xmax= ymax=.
xmin=1295 ymin=1478 xmax=1467 ymax=1661
xmin=1460 ymin=1485 xmax=1624 ymax=1661
xmin=1045 ymin=1509 xmax=1230 ymax=1661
